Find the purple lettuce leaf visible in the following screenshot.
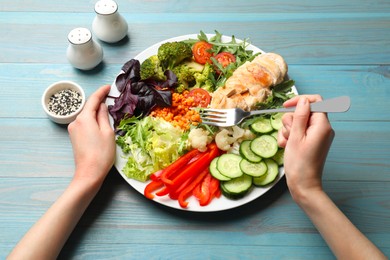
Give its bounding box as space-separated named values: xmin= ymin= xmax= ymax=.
xmin=108 ymin=84 xmax=138 ymax=128
xmin=108 ymin=59 xmax=178 ymax=129
xmin=115 ymin=59 xmax=141 ymax=92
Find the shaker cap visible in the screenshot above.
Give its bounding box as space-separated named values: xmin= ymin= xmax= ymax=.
xmin=67 ymin=28 xmax=92 ymax=45
xmin=95 ymin=0 xmax=118 ymax=15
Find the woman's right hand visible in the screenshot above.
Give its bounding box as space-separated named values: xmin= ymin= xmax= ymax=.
xmin=277 ymin=95 xmax=387 ymax=259
xmin=277 ymin=95 xmax=335 ymax=203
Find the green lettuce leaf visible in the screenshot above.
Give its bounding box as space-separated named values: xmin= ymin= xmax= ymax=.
xmin=116 ymin=116 xmax=189 ymax=182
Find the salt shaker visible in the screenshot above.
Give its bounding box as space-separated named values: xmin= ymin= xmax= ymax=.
xmin=92 ymin=0 xmax=128 ymax=43
xmin=66 ymin=27 xmax=103 ymax=70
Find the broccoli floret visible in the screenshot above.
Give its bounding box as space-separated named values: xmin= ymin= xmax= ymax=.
xmin=157 ymin=41 xmax=193 ymax=70
xmin=172 ymin=61 xmax=205 ymax=93
xmin=140 ymin=55 xmax=166 ymax=81
xmin=173 ymin=65 xmax=195 ymax=86
xmin=197 ymin=78 xmax=214 ymax=92
xmin=192 ymin=63 xmax=216 ymax=92
xmin=173 ymin=67 xmax=193 ymax=93
xmin=172 ymin=63 xmax=199 ymax=93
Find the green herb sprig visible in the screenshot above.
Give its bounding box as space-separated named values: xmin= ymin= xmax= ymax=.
xmin=184 ymin=30 xmax=260 ymax=89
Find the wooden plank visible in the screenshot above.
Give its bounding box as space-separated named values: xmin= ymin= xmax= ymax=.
xmin=0 ymin=174 xmax=389 ymax=258
xmin=288 ymin=65 xmax=390 ymax=121
xmin=0 ymin=63 xmax=121 ymax=118
xmin=1 ymin=0 xmax=389 ymax=13
xmin=0 ymin=118 xmax=75 ymax=177
xmin=56 ymin=244 xmax=388 ymax=260
xmin=0 ymin=13 xmax=389 ymax=64
xmin=0 ymin=244 xmax=336 ymax=259
xmin=325 ymin=121 xmax=390 ymax=181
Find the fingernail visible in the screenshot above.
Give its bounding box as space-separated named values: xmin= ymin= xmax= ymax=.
xmin=299 ymin=97 xmax=308 ymax=106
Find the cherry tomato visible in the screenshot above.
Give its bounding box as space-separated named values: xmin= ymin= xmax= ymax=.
xmin=188 ymin=88 xmax=211 ymax=108
xmin=192 ymin=41 xmax=213 ymax=64
xmin=214 ymin=52 xmax=236 ymax=73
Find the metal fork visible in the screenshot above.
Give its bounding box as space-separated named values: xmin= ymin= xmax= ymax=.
xmin=199 ymin=96 xmax=351 ymax=127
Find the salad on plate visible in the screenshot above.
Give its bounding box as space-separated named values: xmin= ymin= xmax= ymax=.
xmin=107 ymin=31 xmax=295 ymax=211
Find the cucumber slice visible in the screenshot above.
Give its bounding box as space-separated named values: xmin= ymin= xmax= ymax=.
xmin=270 ymin=113 xmax=283 ymax=130
xmin=209 ymin=157 xmax=231 ymax=181
xmin=253 ymin=159 xmax=279 ymax=186
xmin=239 ymin=159 xmax=267 ymax=177
xmin=272 ymin=149 xmax=284 ymax=166
xmin=271 ymin=130 xmax=279 ymax=140
xmin=221 ymin=174 xmax=253 ymax=199
xmin=217 ymin=153 xmax=244 ymax=179
xmin=239 ymin=140 xmax=262 ymax=163
xmin=250 ymin=118 xmax=273 ymax=134
xmin=250 ymin=135 xmax=278 ymax=158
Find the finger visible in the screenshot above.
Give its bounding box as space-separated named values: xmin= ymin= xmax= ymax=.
xmin=96 ymin=103 xmax=112 ymax=131
xmin=281 ymin=125 xmax=290 ymax=139
xmin=83 ymin=85 xmax=111 ymax=114
xmin=281 ymin=112 xmax=293 ymax=133
xmin=283 ymin=94 xmax=323 ymax=108
xmin=277 ymin=130 xmax=287 ymax=148
xmin=289 ymin=97 xmax=311 ymax=140
xmin=277 ymin=113 xmax=293 ymax=147
xmin=282 ymin=113 xmax=293 ymax=129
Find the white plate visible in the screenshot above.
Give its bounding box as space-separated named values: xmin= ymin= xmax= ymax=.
xmin=107 ymin=34 xmax=291 ymax=212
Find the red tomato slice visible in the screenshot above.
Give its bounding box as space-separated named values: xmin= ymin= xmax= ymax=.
xmin=192 ymin=41 xmax=213 ymax=64
xmin=214 ymin=52 xmax=236 ymax=73
xmin=188 ymin=88 xmax=211 ymax=108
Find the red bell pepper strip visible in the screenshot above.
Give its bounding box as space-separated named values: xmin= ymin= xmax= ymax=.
xmin=156 ymin=145 xmax=215 ymax=197
xmin=155 ymin=186 xmax=169 ymax=197
xmin=169 ymin=177 xmax=194 ymax=200
xmin=193 ymin=173 xmax=212 ymax=206
xmin=160 ymin=149 xmax=200 ymax=185
xmin=156 ymin=155 xmax=199 ymax=197
xmin=193 ymin=172 xmax=221 ymax=206
xmin=209 ymin=176 xmax=221 ymax=200
xmin=170 ymin=144 xmax=219 ymax=192
xmin=214 ymin=189 xmax=221 ymax=199
xmin=178 ymin=168 xmax=210 ymax=208
xmin=150 ymin=170 xmax=163 ymax=182
xmin=192 ymin=183 xmax=202 ymax=200
xmin=144 ymin=180 xmax=164 ymax=200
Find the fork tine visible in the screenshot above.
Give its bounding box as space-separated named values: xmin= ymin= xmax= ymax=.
xmin=200 ymin=119 xmax=230 ymax=127
xmin=196 ymin=107 xmax=234 ymax=127
xmin=199 ymin=121 xmax=223 ymax=127
xmin=199 ymin=108 xmax=227 ymax=121
xmin=200 ymin=112 xmax=227 ymax=119
xmin=201 ymin=117 xmax=227 ymax=123
xmin=198 ymin=108 xmax=229 ymax=113
xmin=199 ymin=110 xmax=227 ymax=117
xmin=200 ymin=116 xmax=231 ymax=127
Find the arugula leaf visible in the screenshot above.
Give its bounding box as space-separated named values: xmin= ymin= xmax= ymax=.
xmin=195 ymin=31 xmax=261 ymax=88
xmin=240 ymin=80 xmax=295 ymax=128
xmin=197 ymin=31 xmax=209 ymax=42
xmin=256 ymin=80 xmax=296 ymax=110
xmin=182 ymin=31 xmax=261 ymax=90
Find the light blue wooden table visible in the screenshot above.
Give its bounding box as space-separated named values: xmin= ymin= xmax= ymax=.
xmin=1 ymin=1 xmax=389 ymax=259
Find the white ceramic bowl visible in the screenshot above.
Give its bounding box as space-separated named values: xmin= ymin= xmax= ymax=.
xmin=41 ymin=81 xmax=86 ymax=124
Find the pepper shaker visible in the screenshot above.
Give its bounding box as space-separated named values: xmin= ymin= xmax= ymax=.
xmin=92 ymin=0 xmax=128 ymax=43
xmin=66 ymin=27 xmax=103 ymax=70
